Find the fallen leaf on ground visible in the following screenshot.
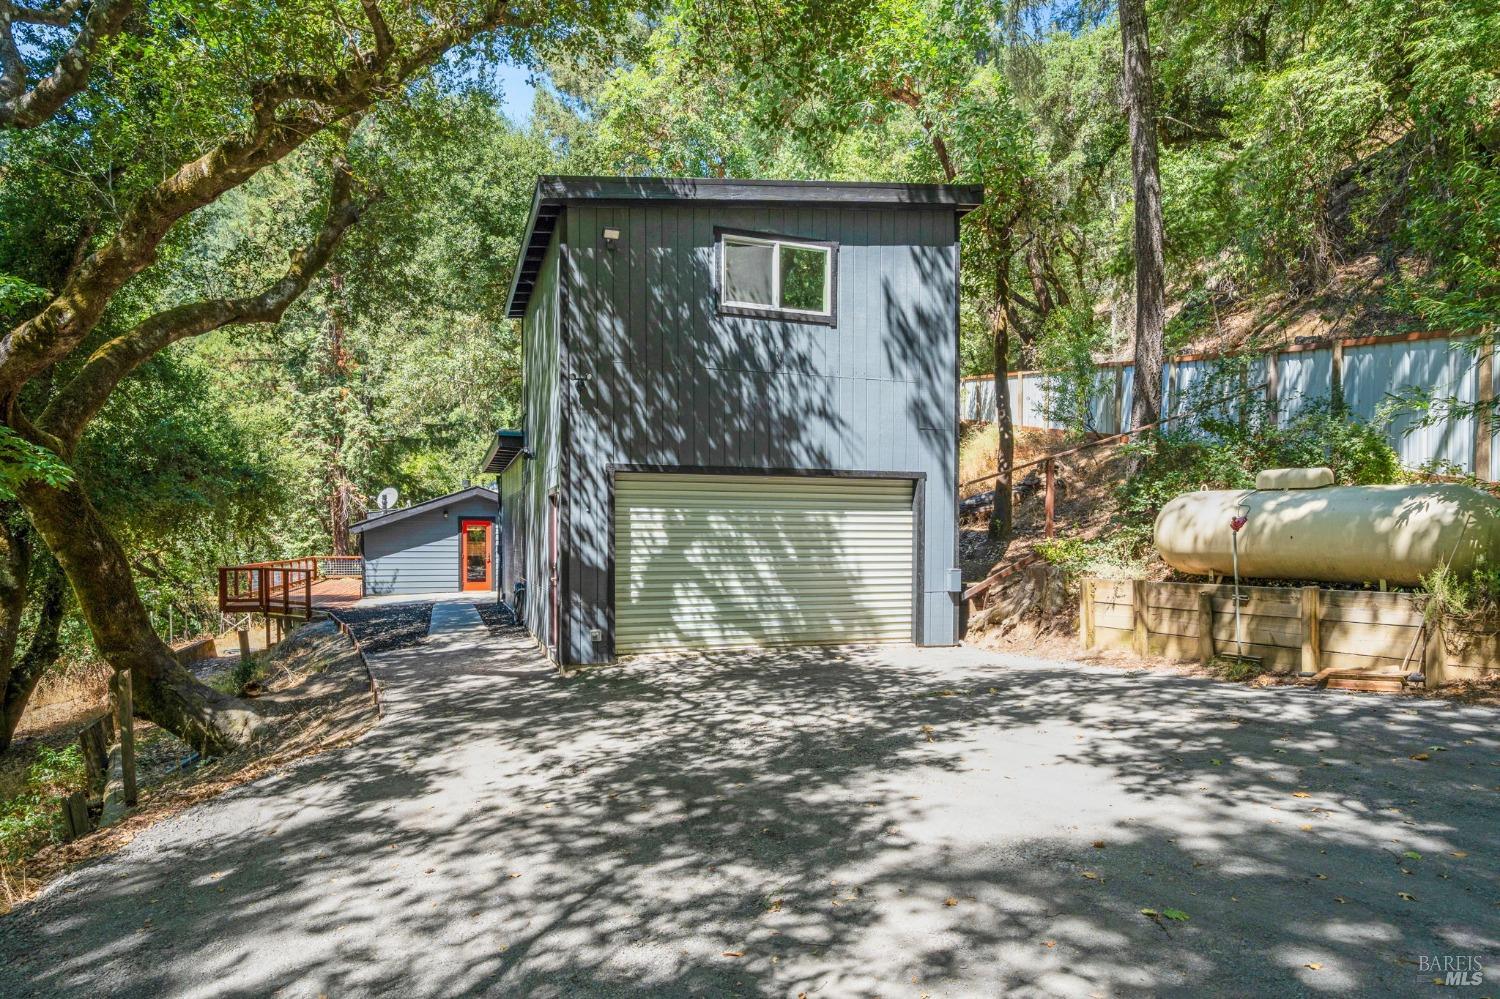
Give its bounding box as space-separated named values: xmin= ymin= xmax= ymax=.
xmin=1410 ymin=753 xmax=1430 ymax=761
xmin=944 ymin=897 xmax=958 ymax=907
xmin=1081 ymin=871 xmax=1099 ymax=880
xmin=1305 ymin=962 xmax=1323 ymax=971
xmin=722 ymin=951 xmax=745 ymax=958
xmin=1042 ymin=940 xmax=1056 ymax=948
xmin=1450 ymin=850 xmax=1468 ymax=858
xmin=1292 ymin=792 xmax=1311 ymax=799
xmin=1092 ymin=841 xmax=1106 ymax=849
xmin=1398 ymin=892 xmax=1417 ymax=901
xmin=1161 ymin=908 xmax=1190 ymax=921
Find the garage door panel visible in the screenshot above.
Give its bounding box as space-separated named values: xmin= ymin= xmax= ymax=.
xmin=615 ymin=473 xmax=915 ymax=654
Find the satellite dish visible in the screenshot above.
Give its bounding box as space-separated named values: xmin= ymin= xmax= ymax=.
xmin=377 ymin=487 xmax=399 ymax=511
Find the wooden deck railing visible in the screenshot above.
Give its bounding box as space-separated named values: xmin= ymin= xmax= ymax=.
xmin=316 ymin=555 xmax=363 ymax=577
xmin=218 ymin=557 xmax=318 ymax=619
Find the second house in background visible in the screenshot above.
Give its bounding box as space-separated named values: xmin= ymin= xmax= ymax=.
xmin=483 ymin=176 xmax=983 ymax=665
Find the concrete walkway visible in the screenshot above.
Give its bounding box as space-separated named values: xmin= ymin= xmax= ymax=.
xmin=1 ymin=629 xmax=1496 ymax=997
xmin=426 ymin=600 xmax=489 ymax=644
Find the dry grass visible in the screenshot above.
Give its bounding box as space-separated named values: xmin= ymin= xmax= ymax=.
xmin=14 ymin=661 xmax=112 ymax=741
xmin=0 ymin=621 xmax=379 ymax=913
xmin=958 ymin=425 xmax=1066 ymax=498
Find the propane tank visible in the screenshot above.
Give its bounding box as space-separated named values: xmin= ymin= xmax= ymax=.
xmin=1154 ymin=469 xmax=1500 ymax=586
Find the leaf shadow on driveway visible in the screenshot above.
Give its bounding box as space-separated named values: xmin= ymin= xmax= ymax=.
xmin=1 ymin=635 xmax=1497 ymax=997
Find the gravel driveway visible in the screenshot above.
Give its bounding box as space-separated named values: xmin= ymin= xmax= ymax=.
xmin=1 ymin=627 xmax=1496 ymax=997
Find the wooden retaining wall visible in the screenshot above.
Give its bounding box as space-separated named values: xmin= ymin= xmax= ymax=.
xmin=1079 ymin=577 xmax=1496 ymax=684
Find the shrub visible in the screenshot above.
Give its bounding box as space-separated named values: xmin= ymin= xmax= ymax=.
xmin=1422 ymin=556 xmax=1500 ymax=620
xmin=1 ymin=743 xmax=87 ymax=906
xmin=1036 ymin=528 xmax=1151 ymax=578
xmin=1116 ymin=387 xmax=1401 ymax=528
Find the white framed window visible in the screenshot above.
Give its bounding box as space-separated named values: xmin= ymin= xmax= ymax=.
xmin=717 ymin=230 xmax=836 ymax=323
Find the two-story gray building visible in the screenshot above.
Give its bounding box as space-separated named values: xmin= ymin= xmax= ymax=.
xmin=482 ymin=177 xmax=982 ymax=666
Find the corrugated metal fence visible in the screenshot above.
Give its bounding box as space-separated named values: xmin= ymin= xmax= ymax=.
xmin=960 ymin=331 xmax=1495 ymax=478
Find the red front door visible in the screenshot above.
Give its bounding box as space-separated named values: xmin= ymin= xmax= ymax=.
xmin=460 ymin=520 xmax=492 ymax=591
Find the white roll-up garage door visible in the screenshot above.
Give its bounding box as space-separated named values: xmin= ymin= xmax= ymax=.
xmin=614 ymin=473 xmax=915 ymax=654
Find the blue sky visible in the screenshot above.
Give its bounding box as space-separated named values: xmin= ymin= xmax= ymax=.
xmin=494 ymin=62 xmax=539 ymax=123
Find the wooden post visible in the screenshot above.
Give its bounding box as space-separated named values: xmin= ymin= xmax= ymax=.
xmin=1422 ymin=615 xmax=1446 ymax=687
xmin=1044 ymin=458 xmax=1056 ymax=538
xmin=264 ymin=613 xmax=273 ymax=648
xmin=1475 ymin=343 xmax=1494 ymax=480
xmin=1197 ymin=590 xmax=1215 ymax=665
xmin=237 ymin=628 xmax=251 ymax=661
xmin=1300 ymin=585 xmax=1322 ymax=676
xmin=1132 ymin=578 xmax=1149 ymax=657
xmin=1079 ymin=578 xmax=1096 ymax=649
xmin=62 ymin=791 xmax=90 ymax=840
xmin=78 ymin=717 xmax=109 ymax=794
xmin=116 ymin=669 xmax=136 ymax=807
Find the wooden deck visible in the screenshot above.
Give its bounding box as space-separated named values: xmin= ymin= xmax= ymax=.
xmin=218 ymin=556 xmax=364 ymax=619
xmin=310 ymin=576 xmax=364 ymax=610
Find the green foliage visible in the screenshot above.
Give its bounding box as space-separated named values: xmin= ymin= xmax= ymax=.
xmin=0 ymin=275 xmax=49 ymax=321
xmin=1035 ymin=306 xmax=1111 ymax=434
xmin=0 ymin=428 xmax=73 ymax=501
xmin=1212 ymin=655 xmax=1265 ymax=682
xmin=1421 ymin=557 xmax=1500 ymax=620
xmin=0 ymin=744 xmax=85 ymax=868
xmin=1115 ymin=364 xmax=1401 ymax=526
xmin=1036 ymin=530 xmax=1150 ymax=579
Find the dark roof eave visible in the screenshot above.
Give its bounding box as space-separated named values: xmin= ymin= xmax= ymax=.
xmin=348 ymin=485 xmax=497 ymax=535
xmin=479 ymin=428 xmax=526 ymax=474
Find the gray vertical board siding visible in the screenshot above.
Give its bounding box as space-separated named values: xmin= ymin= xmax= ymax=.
xmin=562 ymin=203 xmax=963 ymax=662
xmin=1343 ymin=336 xmax=1476 ymax=473
xmin=361 ymin=496 xmax=498 ymax=595
xmin=499 ymin=461 xmax=523 ymax=600
xmin=508 ymin=226 xmax=563 ymax=648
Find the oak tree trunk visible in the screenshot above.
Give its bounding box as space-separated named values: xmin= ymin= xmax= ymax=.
xmin=18 ymin=476 xmax=266 ymax=755
xmin=0 ymin=566 xmax=66 ymax=751
xmin=324 ymin=271 xmax=357 ymax=556
xmin=990 ymin=319 xmax=1016 ymax=540
xmin=989 ymin=251 xmax=1022 ymax=540
xmin=1121 ymin=0 xmax=1166 ymax=432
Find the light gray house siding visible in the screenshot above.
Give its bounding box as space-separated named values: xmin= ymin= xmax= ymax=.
xmin=558 ymin=202 xmax=961 ymax=664
xmin=501 ymin=228 xmax=563 ymax=647
xmin=360 ymin=493 xmax=498 ymax=595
